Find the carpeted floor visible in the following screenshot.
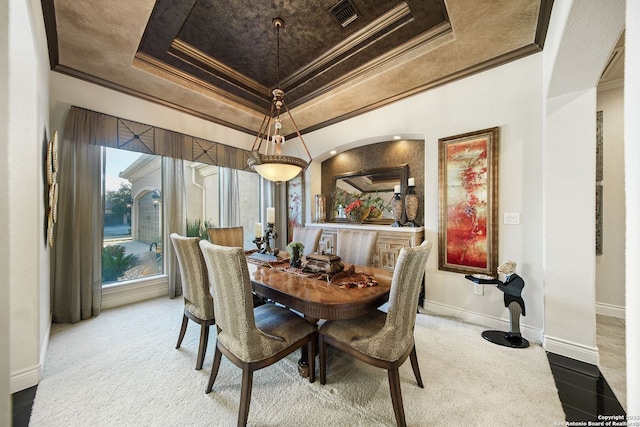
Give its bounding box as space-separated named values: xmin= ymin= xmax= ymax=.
xmin=30 ymin=297 xmax=565 ymax=426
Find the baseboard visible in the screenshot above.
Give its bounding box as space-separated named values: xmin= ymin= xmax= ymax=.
xmin=595 ymin=302 xmax=625 ymax=319
xmin=423 ymin=300 xmax=542 ymax=344
xmin=10 ymin=314 xmax=51 ymax=393
xmin=102 ymin=276 xmax=169 ymax=309
xmin=10 ymin=364 xmax=42 ymax=394
xmin=542 ymin=334 xmax=600 ymax=365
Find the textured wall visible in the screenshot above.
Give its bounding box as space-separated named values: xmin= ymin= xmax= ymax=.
xmin=320 ymin=140 xmax=424 ymax=224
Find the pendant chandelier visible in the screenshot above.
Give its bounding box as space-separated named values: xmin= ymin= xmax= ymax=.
xmin=247 ymin=18 xmax=312 ymax=183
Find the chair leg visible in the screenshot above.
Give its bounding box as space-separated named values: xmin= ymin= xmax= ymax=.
xmin=319 ymin=334 xmax=327 ymax=385
xmin=388 ymin=367 xmax=407 ymax=427
xmin=176 ymin=313 xmax=188 ymax=349
xmin=196 ymin=323 xmax=210 ymax=370
xmin=409 ymin=344 xmax=424 ymax=388
xmin=206 ymin=345 xmax=222 ymax=394
xmin=238 ymin=367 xmax=253 ymax=427
xmin=307 ymin=333 xmax=316 ymax=383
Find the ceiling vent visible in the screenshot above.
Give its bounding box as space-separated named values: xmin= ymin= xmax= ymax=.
xmin=329 ymin=0 xmax=360 ymax=27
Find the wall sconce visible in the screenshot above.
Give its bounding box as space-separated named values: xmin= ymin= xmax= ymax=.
xmin=151 ymin=189 xmax=161 ymax=209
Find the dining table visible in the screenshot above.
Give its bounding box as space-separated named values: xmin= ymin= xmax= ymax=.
xmin=246 ymin=259 xmax=393 ymax=376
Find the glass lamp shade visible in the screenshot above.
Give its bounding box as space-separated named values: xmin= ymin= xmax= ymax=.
xmin=315 ymin=194 xmax=327 ymax=223
xmin=248 ymin=154 xmax=307 ymax=182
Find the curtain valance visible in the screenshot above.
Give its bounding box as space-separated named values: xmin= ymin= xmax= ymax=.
xmin=70 ymin=106 xmax=254 ymax=171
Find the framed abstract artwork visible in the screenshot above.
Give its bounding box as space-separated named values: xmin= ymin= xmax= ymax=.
xmin=286 ymin=173 xmax=304 ymax=243
xmin=438 ymin=127 xmax=499 ymax=275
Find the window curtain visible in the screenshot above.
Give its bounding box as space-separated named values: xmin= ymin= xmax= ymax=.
xmin=51 ymin=108 xmax=113 ymax=323
xmin=219 ymin=167 xmax=241 ymax=227
xmin=162 ymin=131 xmax=186 ymax=298
xmin=51 ymin=106 xmax=254 ymax=320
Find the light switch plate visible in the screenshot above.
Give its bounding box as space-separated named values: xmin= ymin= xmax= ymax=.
xmin=504 ymin=212 xmax=521 ymax=225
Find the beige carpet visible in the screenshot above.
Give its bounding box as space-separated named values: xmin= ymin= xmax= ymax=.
xmin=30 ymin=296 xmax=565 ymax=426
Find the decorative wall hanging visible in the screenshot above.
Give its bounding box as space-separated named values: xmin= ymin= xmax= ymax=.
xmin=46 ymin=130 xmax=59 ymax=247
xmin=596 ymin=110 xmax=603 ymax=255
xmin=438 ymin=127 xmax=499 ymax=275
xmin=287 ymin=174 xmax=304 ymax=242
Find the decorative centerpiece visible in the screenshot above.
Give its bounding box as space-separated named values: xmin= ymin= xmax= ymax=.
xmin=286 ymin=241 xmax=304 ymax=268
xmin=303 ymin=252 xmax=344 ymax=275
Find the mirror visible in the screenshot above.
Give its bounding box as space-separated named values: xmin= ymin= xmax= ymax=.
xmin=331 ymin=165 xmax=408 ymax=224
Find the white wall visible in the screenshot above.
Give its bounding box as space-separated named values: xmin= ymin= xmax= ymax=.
xmin=543 ymin=89 xmax=599 ymax=362
xmin=596 ymin=86 xmax=626 ymax=317
xmin=625 ymin=0 xmax=640 ymax=416
xmin=1 ymin=0 xmax=10 ymax=420
xmin=304 ymin=53 xmax=546 ymax=341
xmin=8 ymin=0 xmax=51 ymax=394
xmin=541 ymin=0 xmax=624 ymax=364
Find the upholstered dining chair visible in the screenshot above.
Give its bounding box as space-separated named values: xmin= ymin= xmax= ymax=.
xmin=198 ymin=240 xmax=317 ymax=427
xmin=336 ymin=229 xmax=378 ymax=266
xmin=319 ymin=240 xmax=432 ymax=427
xmin=292 ymin=226 xmax=322 ymax=255
xmin=169 ymin=233 xmax=215 ymax=370
xmin=206 ymin=225 xmax=266 ymax=307
xmin=207 ymin=226 xmax=244 ymax=247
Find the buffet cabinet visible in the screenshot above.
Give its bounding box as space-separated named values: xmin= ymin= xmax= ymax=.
xmin=306 ymin=223 xmax=425 ymax=272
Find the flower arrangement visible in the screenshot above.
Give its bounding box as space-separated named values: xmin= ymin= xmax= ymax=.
xmin=344 ymin=192 xmax=391 ymax=221
xmin=344 ymin=199 xmax=363 ymax=215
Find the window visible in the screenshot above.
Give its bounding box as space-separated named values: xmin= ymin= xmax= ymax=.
xmin=184 ymin=162 xmax=261 ymax=249
xmin=102 ymin=148 xmax=163 ymax=285
xmin=102 ymin=148 xmax=262 ymax=287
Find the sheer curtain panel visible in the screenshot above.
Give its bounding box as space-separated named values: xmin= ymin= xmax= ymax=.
xmin=52 ymin=107 xmax=112 ymax=323
xmin=162 ymin=131 xmax=187 ymax=298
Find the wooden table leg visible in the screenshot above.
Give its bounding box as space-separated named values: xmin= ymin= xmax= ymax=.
xmin=298 ymin=315 xmax=319 ymax=377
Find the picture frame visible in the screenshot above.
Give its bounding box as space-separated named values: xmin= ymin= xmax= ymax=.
xmin=438 ymin=127 xmax=499 ymax=276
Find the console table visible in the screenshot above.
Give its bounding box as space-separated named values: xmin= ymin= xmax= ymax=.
xmin=305 ymin=223 xmax=425 ymax=272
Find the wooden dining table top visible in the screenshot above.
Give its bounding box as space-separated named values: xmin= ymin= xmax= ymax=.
xmin=247 ymin=261 xmax=393 ymax=322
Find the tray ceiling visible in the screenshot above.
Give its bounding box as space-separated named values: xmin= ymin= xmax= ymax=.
xmin=42 ymin=0 xmax=552 ymax=137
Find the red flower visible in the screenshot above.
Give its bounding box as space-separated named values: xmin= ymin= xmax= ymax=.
xmin=345 ymin=199 xmax=362 ymax=214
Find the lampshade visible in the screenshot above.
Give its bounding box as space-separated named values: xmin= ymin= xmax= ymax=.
xmin=251 ymin=155 xmax=308 ymax=182
xmin=247 ymin=18 xmax=311 ymax=183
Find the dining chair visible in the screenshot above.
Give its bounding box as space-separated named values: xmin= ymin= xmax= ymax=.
xmin=169 ymin=233 xmax=215 ymax=370
xmin=198 ymin=240 xmax=317 ymax=427
xmin=207 ymin=226 xmax=244 ymax=247
xmin=292 ymin=226 xmax=322 ymax=255
xmin=206 ymin=225 xmax=267 ymax=307
xmin=319 ymin=240 xmax=432 ymax=427
xmin=336 ymin=229 xmax=378 ymax=266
